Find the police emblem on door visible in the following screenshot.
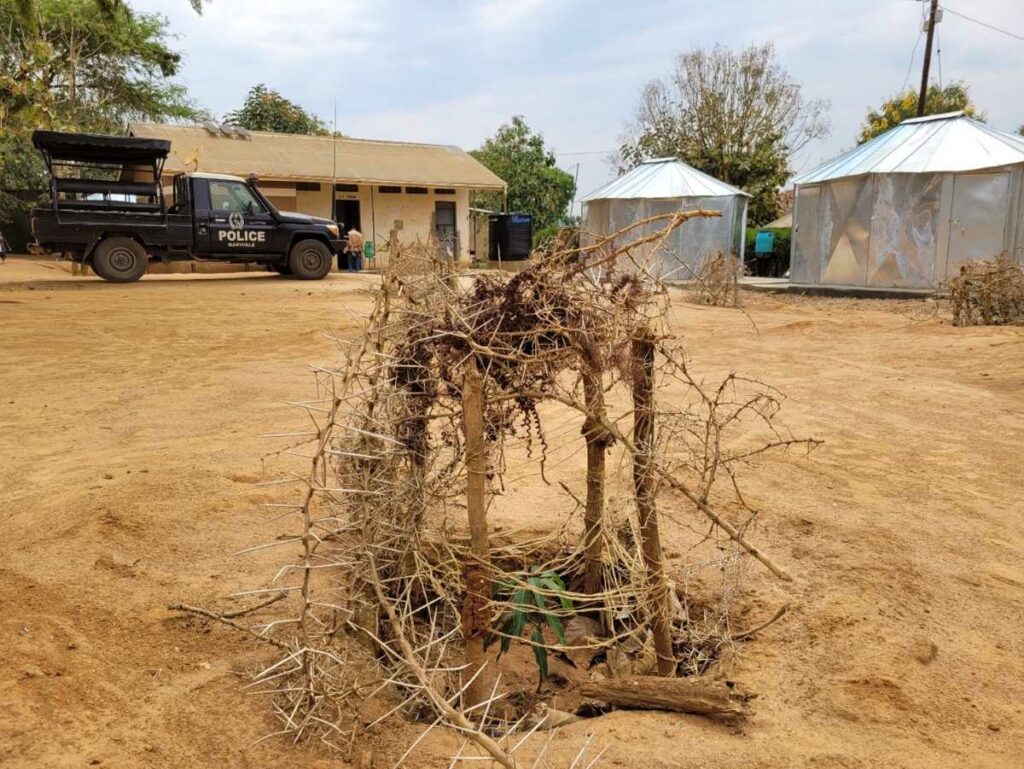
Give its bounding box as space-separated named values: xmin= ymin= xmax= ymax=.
xmin=228 ymin=212 xmax=244 ymax=230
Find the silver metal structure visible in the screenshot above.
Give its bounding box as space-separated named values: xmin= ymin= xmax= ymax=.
xmin=581 ymin=158 xmax=750 ymax=280
xmin=790 ymin=112 xmax=1024 ymax=289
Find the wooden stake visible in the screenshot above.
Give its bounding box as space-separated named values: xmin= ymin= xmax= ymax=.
xmin=581 ymin=343 xmax=611 ymax=595
xmin=631 ymin=329 xmax=676 ymax=676
xmin=461 ymin=357 xmax=493 ymax=707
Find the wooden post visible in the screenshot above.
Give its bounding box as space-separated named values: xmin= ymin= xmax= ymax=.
xmin=580 ymin=343 xmax=611 ymax=595
xmin=631 ymin=329 xmax=676 ymax=676
xmin=461 ymin=358 xmax=493 ymax=707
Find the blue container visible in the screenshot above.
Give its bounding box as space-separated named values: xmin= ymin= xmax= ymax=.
xmin=754 ymin=230 xmax=775 ymax=255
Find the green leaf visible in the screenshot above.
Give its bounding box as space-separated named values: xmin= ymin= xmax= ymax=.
xmin=530 ymin=626 xmax=548 ymax=682
xmin=540 ymin=576 xmax=574 ymax=612
xmin=543 ymin=572 xmax=566 ymax=590
xmin=508 ymin=601 xmax=528 ymax=640
xmin=545 ymin=612 xmax=567 ymax=645
xmin=530 ymin=583 xmax=548 ymax=612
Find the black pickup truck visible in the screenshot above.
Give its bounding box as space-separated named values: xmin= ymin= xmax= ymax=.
xmin=30 ymin=130 xmax=344 ymax=283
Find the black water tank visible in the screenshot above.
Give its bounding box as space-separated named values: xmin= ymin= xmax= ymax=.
xmin=488 ymin=212 xmax=533 ymax=262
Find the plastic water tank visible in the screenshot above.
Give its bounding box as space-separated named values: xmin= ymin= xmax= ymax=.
xmin=488 ymin=212 xmax=533 ymax=262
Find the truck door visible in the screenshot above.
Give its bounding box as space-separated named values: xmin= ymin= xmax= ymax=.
xmin=198 ymin=178 xmax=277 ymax=256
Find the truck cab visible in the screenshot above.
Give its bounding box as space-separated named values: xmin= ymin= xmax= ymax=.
xmin=30 ymin=130 xmax=344 ymax=283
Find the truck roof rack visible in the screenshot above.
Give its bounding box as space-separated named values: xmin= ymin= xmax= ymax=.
xmin=31 ymin=130 xmax=171 ymax=165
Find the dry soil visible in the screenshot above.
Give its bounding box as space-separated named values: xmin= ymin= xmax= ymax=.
xmin=1 ymin=257 xmax=1022 ymax=769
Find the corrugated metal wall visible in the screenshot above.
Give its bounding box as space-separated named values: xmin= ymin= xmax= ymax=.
xmin=791 ymin=166 xmax=1024 ymax=289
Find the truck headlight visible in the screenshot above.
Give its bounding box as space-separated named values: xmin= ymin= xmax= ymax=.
xmin=326 ymin=224 xmax=339 ymax=238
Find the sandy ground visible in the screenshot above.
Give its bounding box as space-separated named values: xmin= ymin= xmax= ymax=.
xmin=1 ymin=256 xmax=1022 ymax=768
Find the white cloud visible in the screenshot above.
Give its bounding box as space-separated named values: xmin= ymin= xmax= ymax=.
xmin=132 ymin=0 xmax=1024 ymax=206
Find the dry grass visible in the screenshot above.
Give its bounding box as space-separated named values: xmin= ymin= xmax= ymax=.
xmin=944 ymin=253 xmax=1024 ymax=327
xmin=685 ymin=252 xmax=743 ymax=307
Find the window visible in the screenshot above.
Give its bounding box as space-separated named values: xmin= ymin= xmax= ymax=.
xmin=296 ymin=181 xmax=321 ymax=192
xmin=434 ymin=188 xmax=456 ymax=195
xmin=335 ymin=183 xmax=359 ymax=192
xmin=208 ymin=180 xmax=265 ymax=214
xmin=405 ymin=186 xmax=428 ymax=194
xmin=379 ymin=185 xmax=401 ymax=194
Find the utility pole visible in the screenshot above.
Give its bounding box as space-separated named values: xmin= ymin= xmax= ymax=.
xmin=917 ymin=0 xmax=940 ymax=116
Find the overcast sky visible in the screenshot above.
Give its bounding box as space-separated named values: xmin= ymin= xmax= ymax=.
xmin=134 ymin=0 xmax=1024 ymax=214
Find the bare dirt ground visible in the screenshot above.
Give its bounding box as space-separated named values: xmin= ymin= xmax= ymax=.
xmin=2 ymin=256 xmax=1022 ymax=769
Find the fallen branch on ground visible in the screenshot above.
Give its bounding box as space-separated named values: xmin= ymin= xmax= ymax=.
xmin=579 ymin=677 xmax=751 ymax=724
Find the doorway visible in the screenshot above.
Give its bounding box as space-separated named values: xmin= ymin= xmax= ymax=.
xmin=945 ymin=172 xmax=1010 ymax=277
xmin=335 ymin=199 xmax=361 ymax=234
xmin=434 ymin=200 xmax=457 ymax=258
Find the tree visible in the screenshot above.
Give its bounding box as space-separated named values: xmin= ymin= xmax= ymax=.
xmin=858 ymin=83 xmax=982 ymax=144
xmin=0 ymin=0 xmax=205 ymax=249
xmin=1017 ymin=125 xmax=1023 ymax=137
xmin=617 ymin=43 xmax=829 ymax=226
xmin=223 ymin=85 xmax=328 ymax=135
xmin=470 ymin=116 xmax=576 ymax=235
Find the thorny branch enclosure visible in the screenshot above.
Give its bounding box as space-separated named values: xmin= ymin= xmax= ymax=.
xmin=169 ymin=211 xmax=817 ymax=766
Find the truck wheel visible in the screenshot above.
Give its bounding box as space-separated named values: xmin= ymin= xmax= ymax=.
xmin=92 ymin=237 xmax=148 ymax=283
xmin=288 ymin=239 xmax=332 ymax=280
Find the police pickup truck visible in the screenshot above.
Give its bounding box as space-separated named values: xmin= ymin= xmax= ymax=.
xmin=30 ymin=130 xmax=344 ymax=283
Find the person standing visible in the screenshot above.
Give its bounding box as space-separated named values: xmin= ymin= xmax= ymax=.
xmin=0 ymin=229 xmax=10 ymax=263
xmin=345 ymin=227 xmax=364 ymax=272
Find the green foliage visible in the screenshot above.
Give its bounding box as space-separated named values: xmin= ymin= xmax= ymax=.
xmin=470 ymin=116 xmax=576 ymax=233
xmin=0 ymin=0 xmax=205 ymax=249
xmin=618 ymin=43 xmax=829 ymax=227
xmin=857 ymin=83 xmax=983 ymax=144
xmin=484 ymin=568 xmax=573 ymax=688
xmin=1018 ymin=125 xmax=1024 ymax=137
xmin=223 ymin=84 xmax=328 ymax=135
xmin=744 ymin=226 xmax=790 ymax=260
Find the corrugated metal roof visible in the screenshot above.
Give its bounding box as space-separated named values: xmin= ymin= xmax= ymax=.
xmin=581 ymin=157 xmax=750 ymax=202
xmin=762 ymin=212 xmax=792 ymax=229
xmin=128 ymin=123 xmax=506 ymax=189
xmin=793 ymin=112 xmax=1024 ymax=185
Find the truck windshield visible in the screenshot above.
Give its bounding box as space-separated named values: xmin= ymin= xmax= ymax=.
xmin=209 ymin=180 xmax=265 ymax=214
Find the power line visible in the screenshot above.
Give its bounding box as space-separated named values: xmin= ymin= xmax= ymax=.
xmin=942 ymin=5 xmax=1024 ymax=43
xmin=901 ymin=25 xmax=924 ymax=92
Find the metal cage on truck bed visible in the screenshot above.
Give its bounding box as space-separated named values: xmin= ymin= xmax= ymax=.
xmin=31 ymin=130 xmax=171 ymax=215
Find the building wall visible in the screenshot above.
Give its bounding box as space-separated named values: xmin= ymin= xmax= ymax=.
xmin=353 ymin=187 xmax=471 ymax=268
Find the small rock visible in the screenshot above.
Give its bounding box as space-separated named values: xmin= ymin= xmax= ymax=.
xmin=102 ymin=473 xmax=114 ymax=480
xmin=67 ymin=643 xmax=77 ymax=650
xmin=19 ymin=626 xmax=28 ymax=636
xmin=988 ymin=723 xmax=1001 ymax=732
xmin=910 ymin=638 xmax=938 ymax=665
xmin=200 ymin=661 xmax=211 ymax=670
xmin=22 ymin=665 xmax=44 ymax=679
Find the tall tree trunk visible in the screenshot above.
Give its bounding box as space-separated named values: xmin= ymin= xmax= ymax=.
xmin=580 ymin=343 xmax=611 ymax=595
xmin=461 ymin=358 xmax=493 ymax=707
xmin=631 ymin=330 xmax=675 ymax=676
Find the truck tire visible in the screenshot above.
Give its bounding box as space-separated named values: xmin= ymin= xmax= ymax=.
xmin=91 ymin=237 xmax=148 ymax=283
xmin=288 ymin=239 xmax=332 ymax=280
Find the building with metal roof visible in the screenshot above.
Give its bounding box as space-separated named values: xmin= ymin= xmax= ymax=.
xmin=789 ymin=112 xmax=1024 ymax=289
xmin=128 ymin=123 xmax=506 ymax=267
xmin=580 ymin=158 xmax=749 ymax=280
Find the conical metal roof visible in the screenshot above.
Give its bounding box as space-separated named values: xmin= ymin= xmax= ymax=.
xmin=581 ymin=157 xmax=750 ymax=202
xmin=793 ymin=112 xmax=1024 ymax=185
